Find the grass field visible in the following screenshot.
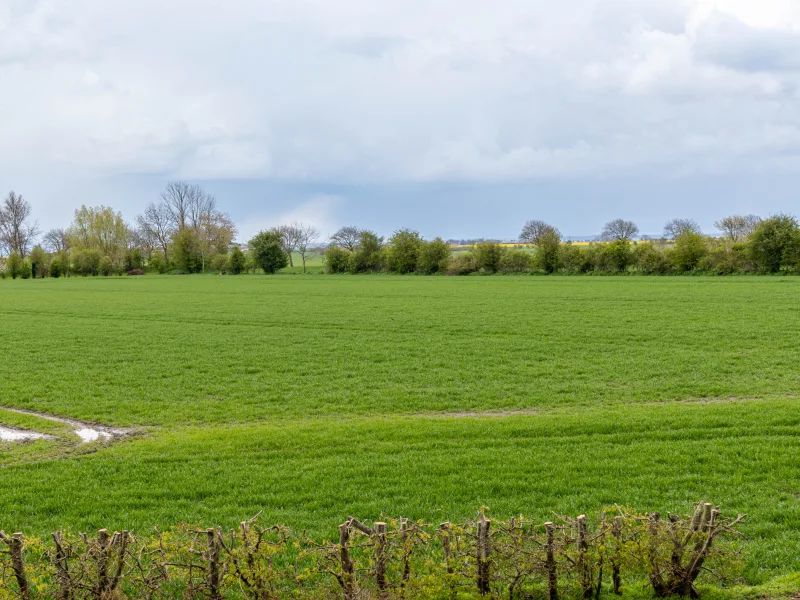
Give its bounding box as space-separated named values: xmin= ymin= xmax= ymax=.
xmin=1 ymin=276 xmax=799 ymax=586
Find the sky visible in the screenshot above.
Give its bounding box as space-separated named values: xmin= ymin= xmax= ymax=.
xmin=1 ymin=0 xmax=799 ymax=241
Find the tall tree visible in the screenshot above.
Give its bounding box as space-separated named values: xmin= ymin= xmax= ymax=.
xmin=136 ymin=202 xmax=175 ymax=261
xmin=295 ymin=224 xmax=320 ymax=273
xmin=161 ymin=181 xmax=208 ymax=232
xmin=663 ymin=218 xmax=700 ymax=239
xmin=714 ymin=215 xmax=761 ymax=242
xmin=329 ymin=226 xmax=361 ymax=251
xmin=42 ymin=228 xmax=69 ymax=253
xmin=0 ymin=191 xmax=39 ymax=257
xmin=66 ymin=206 xmax=128 ymax=262
xmin=519 ymin=220 xmax=559 ymax=245
xmin=601 ymin=218 xmax=639 ymax=242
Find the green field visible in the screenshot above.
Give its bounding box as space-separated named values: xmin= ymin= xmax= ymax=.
xmin=1 ymin=276 xmax=799 ymax=586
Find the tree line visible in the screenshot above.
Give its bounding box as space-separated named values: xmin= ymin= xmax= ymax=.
xmin=1 ymin=184 xmax=799 ymax=278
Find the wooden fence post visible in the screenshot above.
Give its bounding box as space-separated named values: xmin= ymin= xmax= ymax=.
xmin=477 ymin=514 xmax=491 ymax=595
xmin=52 ymin=531 xmax=71 ymax=600
xmin=545 ymin=522 xmax=558 ymax=600
xmin=0 ymin=532 xmax=30 ymax=600
xmin=375 ymin=522 xmax=387 ymax=596
xmin=339 ymin=521 xmax=355 ymax=600
xmin=206 ymin=528 xmax=222 ymax=600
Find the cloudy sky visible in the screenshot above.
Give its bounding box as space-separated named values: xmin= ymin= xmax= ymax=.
xmin=1 ymin=0 xmax=799 ymax=240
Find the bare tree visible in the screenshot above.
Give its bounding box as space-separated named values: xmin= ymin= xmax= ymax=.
xmin=295 ymin=224 xmax=320 ymax=273
xmin=0 ymin=191 xmax=39 ymax=257
xmin=329 ymin=226 xmax=361 ymax=251
xmin=274 ymin=224 xmax=303 ymax=267
xmin=519 ymin=220 xmax=560 ymax=245
xmin=714 ymin=214 xmax=761 ymax=242
xmin=136 ymin=202 xmax=175 ymax=260
xmin=663 ymin=218 xmax=700 ymax=239
xmin=161 ymin=181 xmax=207 ymax=232
xmin=42 ymin=228 xmax=69 ymax=253
xmin=601 ymin=218 xmax=639 ymax=242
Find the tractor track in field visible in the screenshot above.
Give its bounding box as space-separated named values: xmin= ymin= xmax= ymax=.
xmin=0 ymin=406 xmax=133 ymax=443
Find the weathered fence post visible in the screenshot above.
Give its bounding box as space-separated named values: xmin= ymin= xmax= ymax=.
xmin=545 ymin=521 xmax=558 ymax=600
xmin=375 ymin=521 xmax=388 ymax=595
xmin=476 ymin=514 xmax=491 ymax=595
xmin=206 ymin=528 xmax=222 ymax=600
xmin=577 ymin=515 xmax=593 ymax=599
xmin=0 ymin=532 xmax=30 ymax=600
xmin=612 ymin=516 xmax=623 ymax=595
xmin=96 ymin=528 xmax=111 ymax=597
xmin=339 ymin=521 xmax=355 ymax=600
xmin=52 ymin=531 xmax=71 ymax=600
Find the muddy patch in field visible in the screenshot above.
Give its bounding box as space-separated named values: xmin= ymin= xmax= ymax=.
xmin=0 ymin=407 xmax=132 ymax=443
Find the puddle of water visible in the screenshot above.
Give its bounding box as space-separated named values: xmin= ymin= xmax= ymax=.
xmin=0 ymin=426 xmax=49 ymax=442
xmin=0 ymin=407 xmax=131 ymax=444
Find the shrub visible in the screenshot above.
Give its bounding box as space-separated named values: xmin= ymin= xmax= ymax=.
xmin=471 ymin=241 xmax=506 ymax=273
xmin=532 ymin=229 xmax=561 ymax=273
xmin=499 ymin=250 xmax=532 ymax=273
xmin=699 ymin=241 xmax=750 ymax=275
xmin=99 ymin=256 xmax=114 ymax=276
xmin=249 ymin=230 xmax=289 ymax=274
xmin=747 ymin=214 xmax=800 ymax=273
xmin=560 ymin=244 xmax=595 ymax=274
xmin=127 ymin=269 xmax=146 ymax=276
xmin=447 ymin=253 xmax=477 ymax=275
xmin=126 ymin=248 xmax=144 ymax=271
xmin=228 ymin=246 xmax=246 ymax=275
xmin=633 ymin=242 xmax=670 ymax=274
xmin=323 ymin=245 xmax=352 ymax=274
xmin=384 ymin=229 xmax=423 ymax=274
xmin=172 ymin=228 xmax=204 ymax=273
xmin=72 ymin=249 xmax=102 ymax=276
xmin=211 ymin=253 xmax=229 ymax=273
xmin=417 ymin=237 xmax=451 ymax=274
xmin=671 ymin=233 xmax=708 ymax=272
xmin=602 ymin=240 xmax=633 ymax=272
xmin=351 ymin=231 xmax=384 ymax=273
xmin=19 ymin=258 xmax=32 ymax=279
xmin=29 ymin=245 xmax=48 ymax=278
xmin=149 ymin=252 xmax=169 ymax=274
xmin=4 ymin=251 xmax=23 ymax=279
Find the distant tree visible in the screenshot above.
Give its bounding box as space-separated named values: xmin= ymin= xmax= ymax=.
xmin=172 ymin=228 xmax=204 ymax=273
xmin=715 ymin=215 xmax=761 ymax=242
xmin=471 ymin=241 xmax=506 ymax=273
xmin=601 ymin=219 xmax=639 ymax=242
xmin=602 ymin=239 xmax=633 ymax=272
xmin=161 ymin=181 xmax=211 ymax=232
xmin=272 ymin=224 xmax=303 ymax=267
xmin=249 ymin=230 xmax=289 ymax=274
xmin=329 ymin=226 xmax=361 ymax=252
xmin=50 ymin=252 xmax=69 ymax=278
xmin=72 ymin=249 xmax=102 ymax=276
xmin=294 ymin=224 xmax=320 ymax=273
xmin=533 ymin=229 xmax=562 ymax=273
xmin=28 ymin=245 xmax=48 ymax=278
xmin=210 ymin=253 xmax=229 ymax=273
xmin=351 ymin=231 xmax=383 ymax=273
xmin=746 ymin=214 xmax=800 ymax=273
xmin=0 ymin=192 xmax=39 ymax=257
xmin=99 ymin=256 xmax=114 ymax=276
xmin=4 ymin=251 xmax=23 ymax=279
xmin=67 ymin=205 xmax=128 ymax=268
xmin=42 ymin=228 xmax=69 ymax=253
xmin=499 ymin=250 xmax=532 ymax=273
xmin=417 ymin=238 xmax=451 ymax=274
xmin=228 ymin=246 xmax=246 ymax=274
xmin=519 ymin=220 xmax=559 ymax=246
xmin=136 ymin=202 xmax=174 ymax=261
xmin=323 ymin=246 xmax=352 ymax=274
xmin=384 ymin=229 xmax=424 ymax=274
xmin=671 ymin=233 xmax=708 ymax=272
xmin=663 ymin=218 xmax=700 ymax=240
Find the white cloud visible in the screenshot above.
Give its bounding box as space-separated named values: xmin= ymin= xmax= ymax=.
xmin=1 ymin=0 xmax=800 ymax=186
xmin=237 ymin=195 xmax=342 ymax=241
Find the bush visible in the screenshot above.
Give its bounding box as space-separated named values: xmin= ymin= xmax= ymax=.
xmin=72 ymin=249 xmax=102 ymax=276
xmin=323 ymin=245 xmax=352 ymax=274
xmin=499 ymin=250 xmax=532 ymax=273
xmin=172 ymin=228 xmax=204 ymax=273
xmin=699 ymin=241 xmax=750 ymax=275
xmin=602 ymin=240 xmax=633 ymax=272
xmin=633 ymin=242 xmax=670 ymax=274
xmin=351 ymin=231 xmax=384 ymax=273
xmin=19 ymin=258 xmax=32 ymax=279
xmin=99 ymin=256 xmax=114 ymax=276
xmin=211 ymin=253 xmax=229 ymax=273
xmin=560 ymin=244 xmax=595 ymax=274
xmin=228 ymin=246 xmax=246 ymax=274
xmin=4 ymin=251 xmax=23 ymax=279
xmin=671 ymin=233 xmax=708 ymax=272
xmin=417 ymin=238 xmax=451 ymax=274
xmin=447 ymin=253 xmax=477 ymax=275
xmin=747 ymin=214 xmax=800 ymax=273
xmin=471 ymin=242 xmax=506 ymax=273
xmin=532 ymin=229 xmax=562 ymax=273
xmin=149 ymin=252 xmax=169 ymax=274
xmin=384 ymin=229 xmax=423 ymax=274
xmin=249 ymin=230 xmax=289 ymax=274
xmin=126 ymin=248 xmax=144 ymax=271
xmin=127 ymin=269 xmax=146 ymax=276
xmin=29 ymin=246 xmax=48 ymax=278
